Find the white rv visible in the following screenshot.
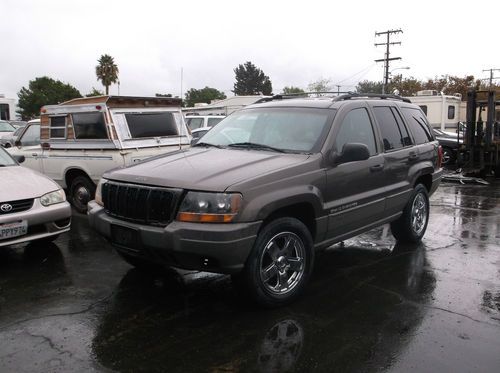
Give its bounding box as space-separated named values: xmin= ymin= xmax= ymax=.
xmin=404 ymin=90 xmax=462 ymax=132
xmin=0 ymin=95 xmax=17 ymax=121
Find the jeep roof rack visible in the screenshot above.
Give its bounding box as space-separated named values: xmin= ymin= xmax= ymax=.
xmin=332 ymin=92 xmax=411 ymax=103
xmin=254 ymin=91 xmax=411 ymax=104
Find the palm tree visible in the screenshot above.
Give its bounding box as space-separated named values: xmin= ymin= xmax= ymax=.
xmin=95 ymin=54 xmax=119 ymax=95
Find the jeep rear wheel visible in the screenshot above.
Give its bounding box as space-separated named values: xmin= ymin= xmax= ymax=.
xmin=240 ymin=217 xmax=314 ymax=307
xmin=70 ymin=175 xmax=96 ymax=214
xmin=391 ymin=184 xmax=429 ymax=243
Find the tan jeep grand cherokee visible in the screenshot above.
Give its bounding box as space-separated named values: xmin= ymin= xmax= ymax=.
xmin=88 ymin=93 xmax=443 ymax=307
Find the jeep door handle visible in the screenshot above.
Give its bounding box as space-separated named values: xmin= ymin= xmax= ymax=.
xmin=370 ymin=164 xmax=384 ymax=172
xmin=32 ymin=153 xmax=38 ymax=157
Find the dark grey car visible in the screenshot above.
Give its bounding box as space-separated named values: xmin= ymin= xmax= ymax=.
xmin=88 ymin=93 xmax=443 ymax=306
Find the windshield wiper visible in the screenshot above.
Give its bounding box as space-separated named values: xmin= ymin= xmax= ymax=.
xmin=228 ymin=142 xmax=285 ymax=153
xmin=193 ymin=142 xmax=224 ymax=149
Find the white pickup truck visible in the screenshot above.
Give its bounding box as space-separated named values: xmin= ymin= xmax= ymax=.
xmin=8 ymin=96 xmax=191 ymax=213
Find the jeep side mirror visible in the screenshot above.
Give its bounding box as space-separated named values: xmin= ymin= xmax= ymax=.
xmin=334 ymin=143 xmax=370 ymax=164
xmin=13 ymin=155 xmax=25 ymax=164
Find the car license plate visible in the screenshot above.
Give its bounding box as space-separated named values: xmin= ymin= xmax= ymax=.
xmin=0 ymin=220 xmax=28 ymax=240
xmin=111 ymin=224 xmax=139 ymax=251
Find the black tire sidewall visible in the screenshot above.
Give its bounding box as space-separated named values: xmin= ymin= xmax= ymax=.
xmin=70 ymin=175 xmax=96 ymax=214
xmin=244 ymin=217 xmax=314 ymax=307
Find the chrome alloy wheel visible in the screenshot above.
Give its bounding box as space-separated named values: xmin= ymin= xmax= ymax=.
xmin=259 ymin=232 xmax=306 ymax=295
xmin=411 ymin=192 xmax=428 ymax=236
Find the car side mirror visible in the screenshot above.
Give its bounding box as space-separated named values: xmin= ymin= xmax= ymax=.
xmin=14 ymin=140 xmax=21 ymax=147
xmin=334 ymin=143 xmax=370 ymax=164
xmin=13 ymin=155 xmax=25 ymax=164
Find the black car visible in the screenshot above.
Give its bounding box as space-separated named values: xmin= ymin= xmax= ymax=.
xmin=432 ymin=128 xmax=462 ymax=165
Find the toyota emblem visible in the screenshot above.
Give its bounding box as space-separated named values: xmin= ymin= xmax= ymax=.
xmin=0 ymin=204 xmax=13 ymax=212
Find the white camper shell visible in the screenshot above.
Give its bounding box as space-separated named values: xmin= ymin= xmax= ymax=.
xmin=8 ymin=95 xmax=191 ymax=213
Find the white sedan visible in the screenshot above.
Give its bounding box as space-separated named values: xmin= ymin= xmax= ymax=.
xmin=0 ymin=147 xmax=71 ymax=247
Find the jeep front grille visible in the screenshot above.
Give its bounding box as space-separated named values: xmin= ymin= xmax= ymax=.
xmin=102 ymin=182 xmax=182 ymax=226
xmin=0 ymin=198 xmax=34 ymax=215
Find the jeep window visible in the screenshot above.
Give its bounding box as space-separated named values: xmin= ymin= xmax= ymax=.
xmin=373 ymin=106 xmax=411 ymax=151
xmin=199 ymin=108 xmax=332 ymax=153
xmin=186 ymin=117 xmax=204 ymax=130
xmin=19 ymin=124 xmax=40 ymax=146
xmin=125 ymin=113 xmax=178 ymax=138
xmin=448 ymin=105 xmax=455 ymax=120
xmin=207 ymin=117 xmax=224 ymax=127
xmin=72 ymin=113 xmax=108 ymax=140
xmin=49 ymin=116 xmax=66 ymax=139
xmin=0 ymin=121 xmax=15 ymax=132
xmin=401 ymin=107 xmax=433 ymax=144
xmin=335 ymin=108 xmax=376 ymax=155
xmin=419 ymin=105 xmax=428 ymax=115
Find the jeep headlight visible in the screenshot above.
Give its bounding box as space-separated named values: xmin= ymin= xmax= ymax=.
xmin=177 ymin=192 xmax=242 ymax=223
xmin=40 ymin=189 xmax=66 ymax=206
xmin=94 ymin=178 xmax=107 ymax=206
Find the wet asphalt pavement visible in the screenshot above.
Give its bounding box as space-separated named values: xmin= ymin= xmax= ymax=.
xmin=1 ymin=180 xmax=499 ymax=373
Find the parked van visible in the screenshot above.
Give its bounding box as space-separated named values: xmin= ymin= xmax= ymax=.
xmin=8 ymin=96 xmax=191 ymax=213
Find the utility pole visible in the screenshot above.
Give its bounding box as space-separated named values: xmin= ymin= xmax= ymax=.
xmin=374 ymin=29 xmax=403 ymax=94
xmin=482 ymin=68 xmax=500 ymax=87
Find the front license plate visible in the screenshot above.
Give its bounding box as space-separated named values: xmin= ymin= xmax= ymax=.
xmin=111 ymin=225 xmax=140 ymax=251
xmin=0 ymin=220 xmax=28 ymax=240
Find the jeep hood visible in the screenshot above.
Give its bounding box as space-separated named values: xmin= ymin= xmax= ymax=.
xmin=104 ymin=148 xmax=310 ymax=191
xmin=0 ymin=166 xmax=61 ymax=201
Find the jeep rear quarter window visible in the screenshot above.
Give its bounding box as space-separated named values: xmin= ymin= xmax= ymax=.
xmin=207 ymin=117 xmax=224 ymax=127
xmin=125 ymin=112 xmax=178 ymax=138
xmin=186 ymin=117 xmax=204 ymax=130
xmin=401 ymin=107 xmax=433 ymax=144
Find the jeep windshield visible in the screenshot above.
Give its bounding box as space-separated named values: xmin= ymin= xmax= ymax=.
xmin=197 ymin=108 xmax=333 ymax=153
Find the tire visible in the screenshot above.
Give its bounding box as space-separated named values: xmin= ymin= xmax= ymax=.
xmin=441 ymin=147 xmax=455 ymax=165
xmin=391 ymin=184 xmax=430 ymax=243
xmin=239 ymin=217 xmax=314 ymax=307
xmin=70 ymin=175 xmax=96 ymax=214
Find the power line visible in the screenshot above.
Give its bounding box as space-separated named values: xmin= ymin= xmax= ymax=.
xmin=482 ymin=68 xmax=500 ymax=87
xmin=374 ymin=29 xmax=403 ymax=94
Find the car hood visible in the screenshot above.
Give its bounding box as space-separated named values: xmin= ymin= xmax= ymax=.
xmin=0 ymin=166 xmax=60 ymax=202
xmin=105 ymin=148 xmax=311 ymax=191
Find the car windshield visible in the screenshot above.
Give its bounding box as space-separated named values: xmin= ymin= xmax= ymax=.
xmin=198 ymin=108 xmax=332 ymax=153
xmin=0 ymin=147 xmax=17 ymax=166
xmin=0 ymin=121 xmax=15 ymax=132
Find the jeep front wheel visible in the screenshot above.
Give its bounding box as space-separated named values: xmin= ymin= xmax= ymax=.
xmin=240 ymin=217 xmax=314 ymax=307
xmin=391 ymin=184 xmax=429 ymax=243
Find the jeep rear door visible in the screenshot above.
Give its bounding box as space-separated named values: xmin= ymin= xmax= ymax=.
xmin=371 ymin=105 xmax=415 ymax=217
xmin=324 ymin=104 xmax=386 ymax=239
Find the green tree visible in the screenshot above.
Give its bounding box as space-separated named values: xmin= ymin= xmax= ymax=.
xmin=387 ymin=75 xmax=423 ymax=96
xmin=356 ymin=80 xmax=384 ymax=94
xmin=308 ymin=78 xmax=332 ymax=93
xmin=282 ymin=86 xmax=305 ymax=95
xmin=184 ymin=87 xmax=226 ymax=107
xmin=233 ymin=61 xmax=273 ymax=95
xmin=17 ymin=76 xmax=82 ymax=119
xmin=95 ymin=54 xmax=119 ymax=95
xmin=86 ymin=87 xmax=104 ymax=97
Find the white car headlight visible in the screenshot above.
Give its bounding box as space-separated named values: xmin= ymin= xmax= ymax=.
xmin=40 ymin=189 xmax=66 ymax=206
xmin=177 ymin=192 xmax=242 ymax=223
xmin=94 ymin=178 xmax=107 ymax=206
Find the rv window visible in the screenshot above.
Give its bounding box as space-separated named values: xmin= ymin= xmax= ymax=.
xmin=448 ymin=105 xmax=455 ymax=120
xmin=419 ymin=105 xmax=428 ymax=115
xmin=125 ymin=112 xmax=178 ymax=138
xmin=49 ymin=116 xmax=66 ymax=139
xmin=72 ymin=113 xmax=108 ymax=140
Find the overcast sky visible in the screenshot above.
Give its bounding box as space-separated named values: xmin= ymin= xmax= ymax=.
xmin=1 ymin=0 xmax=499 ymax=101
